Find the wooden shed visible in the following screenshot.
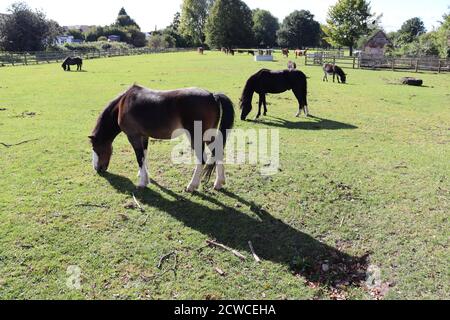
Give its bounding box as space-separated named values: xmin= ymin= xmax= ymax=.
xmin=363 ymin=30 xmax=392 ymax=56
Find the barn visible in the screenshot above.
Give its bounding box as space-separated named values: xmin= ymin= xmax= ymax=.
xmin=363 ymin=30 xmax=392 ymax=56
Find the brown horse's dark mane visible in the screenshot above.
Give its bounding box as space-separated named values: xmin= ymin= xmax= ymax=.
xmin=90 ymin=85 xmax=141 ymax=144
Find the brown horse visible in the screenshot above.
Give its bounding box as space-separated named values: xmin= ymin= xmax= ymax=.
xmin=282 ymin=48 xmax=289 ymax=58
xmin=240 ymin=69 xmax=308 ymax=121
xmin=197 ymin=47 xmax=204 ymax=54
xmin=323 ymin=64 xmax=347 ymax=83
xmin=90 ymin=85 xmax=235 ymax=192
xmin=295 ymin=49 xmax=308 ymax=58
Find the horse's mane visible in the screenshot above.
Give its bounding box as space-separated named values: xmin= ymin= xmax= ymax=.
xmin=90 ymin=85 xmax=140 ymax=142
xmin=240 ymin=72 xmax=259 ymax=111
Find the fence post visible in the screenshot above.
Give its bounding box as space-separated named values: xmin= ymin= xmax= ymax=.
xmin=353 ymin=56 xmax=356 ymax=69
xmin=305 ymin=55 xmax=308 ymax=66
xmin=392 ymin=59 xmax=395 ymax=71
xmin=10 ymin=53 xmax=14 ymax=66
xmin=415 ymin=59 xmax=419 ymax=73
xmin=438 ymin=60 xmax=441 ymax=74
xmin=23 ymin=53 xmax=27 ymax=65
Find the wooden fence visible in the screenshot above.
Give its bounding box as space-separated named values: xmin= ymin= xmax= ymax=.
xmin=0 ymin=47 xmax=194 ymax=67
xmin=305 ymin=52 xmax=359 ymax=69
xmin=305 ymin=52 xmax=450 ymax=73
xmin=359 ymin=54 xmax=450 ymax=73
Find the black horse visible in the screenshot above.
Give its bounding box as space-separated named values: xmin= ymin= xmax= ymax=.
xmin=323 ymin=64 xmax=346 ymax=83
xmin=62 ymin=57 xmax=83 ymax=71
xmin=240 ymin=69 xmax=308 ymax=121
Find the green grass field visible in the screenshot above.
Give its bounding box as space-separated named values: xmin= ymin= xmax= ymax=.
xmin=0 ymin=51 xmax=449 ymax=300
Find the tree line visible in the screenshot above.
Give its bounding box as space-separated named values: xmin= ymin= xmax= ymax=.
xmin=0 ymin=0 xmax=449 ymax=58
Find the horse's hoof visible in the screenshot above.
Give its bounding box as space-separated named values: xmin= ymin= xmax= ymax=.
xmin=295 ymin=113 xmax=300 ymax=118
xmin=186 ymin=184 xmax=199 ymax=193
xmin=214 ymin=180 xmax=226 ymax=191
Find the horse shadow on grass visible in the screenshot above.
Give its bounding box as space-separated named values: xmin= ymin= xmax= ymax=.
xmin=249 ymin=115 xmax=358 ymax=131
xmin=102 ymin=172 xmax=369 ymax=289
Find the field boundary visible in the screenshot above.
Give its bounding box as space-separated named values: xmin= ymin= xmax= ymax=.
xmin=0 ymin=47 xmax=195 ymax=67
xmin=305 ymin=52 xmax=450 ymax=73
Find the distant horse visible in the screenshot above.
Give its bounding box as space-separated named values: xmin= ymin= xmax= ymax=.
xmin=198 ymin=47 xmax=204 ymax=54
xmin=323 ymin=64 xmax=347 ymax=83
xmin=62 ymin=57 xmax=83 ymax=71
xmin=240 ymin=69 xmax=308 ymax=121
xmin=247 ymin=50 xmax=255 ymax=56
xmin=295 ymin=49 xmax=308 ymax=58
xmin=229 ymin=49 xmax=235 ymax=56
xmin=282 ymin=49 xmax=289 ymax=58
xmin=90 ymin=85 xmax=235 ymax=192
xmin=287 ymin=61 xmax=297 ymax=70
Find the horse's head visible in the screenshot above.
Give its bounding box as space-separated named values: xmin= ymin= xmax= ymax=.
xmin=89 ymin=135 xmax=113 ymax=173
xmin=239 ymin=95 xmax=253 ymax=121
xmin=340 ymin=72 xmax=347 ymax=84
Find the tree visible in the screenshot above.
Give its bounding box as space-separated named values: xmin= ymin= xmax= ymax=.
xmin=252 ymin=9 xmax=279 ymax=48
xmin=0 ymin=2 xmax=62 ymax=52
xmin=325 ymin=0 xmax=374 ymax=56
xmin=115 ymin=7 xmax=140 ymax=30
xmin=180 ymin=0 xmax=214 ymax=46
xmin=277 ymin=10 xmax=321 ymax=49
xmin=205 ymin=0 xmax=254 ymax=49
xmin=170 ymin=12 xmax=181 ymax=31
xmin=67 ymin=28 xmax=85 ymax=41
xmin=398 ymin=17 xmax=426 ymax=43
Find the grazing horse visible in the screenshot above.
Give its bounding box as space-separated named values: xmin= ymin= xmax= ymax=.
xmin=295 ymin=49 xmax=308 ymax=58
xmin=282 ymin=48 xmax=289 ymax=58
xmin=323 ymin=64 xmax=347 ymax=83
xmin=62 ymin=57 xmax=83 ymax=71
xmin=247 ymin=50 xmax=255 ymax=56
xmin=198 ymin=47 xmax=204 ymax=54
xmin=288 ymin=61 xmax=297 ymax=70
xmin=90 ymin=85 xmax=235 ymax=192
xmin=240 ymin=69 xmax=308 ymax=121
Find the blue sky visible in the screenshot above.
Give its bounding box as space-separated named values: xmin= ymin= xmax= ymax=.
xmin=0 ymin=0 xmax=448 ymax=32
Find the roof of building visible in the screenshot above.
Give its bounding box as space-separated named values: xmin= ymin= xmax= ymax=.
xmin=364 ymin=30 xmax=392 ymax=48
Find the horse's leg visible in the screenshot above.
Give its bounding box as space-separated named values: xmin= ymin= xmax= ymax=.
xmin=263 ymin=94 xmax=268 ymax=116
xmin=137 ymin=137 xmax=150 ymax=179
xmin=206 ymin=141 xmax=226 ymax=191
xmin=293 ymin=89 xmax=306 ymax=118
xmin=127 ymin=134 xmax=149 ymax=188
xmin=67 ymin=65 xmax=71 ymax=71
xmin=256 ymin=94 xmax=263 ymax=119
xmin=186 ymin=140 xmax=205 ymax=193
xmin=333 ymin=72 xmax=336 ymax=83
xmin=323 ymin=73 xmax=327 ymax=82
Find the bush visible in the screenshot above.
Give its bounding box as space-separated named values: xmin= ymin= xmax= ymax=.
xmin=60 ymin=41 xmax=131 ymax=52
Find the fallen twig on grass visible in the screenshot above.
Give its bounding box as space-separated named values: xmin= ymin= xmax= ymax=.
xmin=75 ymin=203 xmax=110 ymax=209
xmin=157 ymin=251 xmax=177 ymax=269
xmin=132 ymin=193 xmax=145 ymax=213
xmin=214 ymin=267 xmax=226 ymax=276
xmin=248 ymin=241 xmax=261 ymax=263
xmin=0 ymin=139 xmax=39 ymax=148
xmin=207 ymin=240 xmax=246 ymax=261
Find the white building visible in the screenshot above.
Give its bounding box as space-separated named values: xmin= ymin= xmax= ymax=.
xmin=55 ymin=35 xmax=75 ymax=45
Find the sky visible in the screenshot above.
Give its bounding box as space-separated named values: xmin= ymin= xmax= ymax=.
xmin=0 ymin=0 xmax=448 ymax=32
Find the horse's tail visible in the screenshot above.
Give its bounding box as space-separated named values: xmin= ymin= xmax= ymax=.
xmin=203 ymin=93 xmax=235 ymax=183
